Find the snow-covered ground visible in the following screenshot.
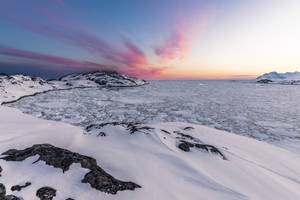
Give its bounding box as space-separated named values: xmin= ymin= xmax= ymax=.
xmin=257 ymin=71 xmax=300 ymax=84
xmin=1 ymin=106 xmax=300 ymax=200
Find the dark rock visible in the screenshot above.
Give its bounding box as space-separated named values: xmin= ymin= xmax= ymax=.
xmin=160 ymin=129 xmax=171 ymax=135
xmin=174 ymin=131 xmax=194 ymax=140
xmin=0 ymin=183 xmax=6 ymax=197
xmin=65 ymin=198 xmax=75 ymax=200
xmin=11 ymin=182 xmax=31 ymax=192
xmin=180 ymin=140 xmax=195 ymax=147
xmin=36 ymin=187 xmax=56 ymax=200
xmin=257 ymin=79 xmax=273 ymax=83
xmin=0 ymin=165 xmax=2 ymax=177
xmin=82 ymin=168 xmax=141 ymax=195
xmin=86 ymin=122 xmax=153 ymax=135
xmin=1 ymin=144 xmax=141 ymax=194
xmin=178 ymin=143 xmax=190 ymax=152
xmin=178 ymin=140 xmax=227 ymax=160
xmin=194 ymin=144 xmax=227 ymax=160
xmin=97 ymin=132 xmax=106 ymax=137
xmin=183 ymin=127 xmax=194 ymax=131
xmin=2 ymin=195 xmax=22 ymax=200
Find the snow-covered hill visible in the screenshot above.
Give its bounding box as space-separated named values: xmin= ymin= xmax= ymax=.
xmin=256 ymin=71 xmax=300 ymax=84
xmin=0 ymin=71 xmax=147 ymax=104
xmin=0 ymin=74 xmax=56 ymax=104
xmin=0 ymin=106 xmax=300 ymax=200
xmin=59 ymin=71 xmax=147 ymax=88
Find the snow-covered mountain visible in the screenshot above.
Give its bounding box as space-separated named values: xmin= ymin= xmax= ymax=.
xmin=256 ymin=71 xmax=300 ymax=84
xmin=0 ymin=106 xmax=300 ymax=199
xmin=0 ymin=71 xmax=147 ymax=104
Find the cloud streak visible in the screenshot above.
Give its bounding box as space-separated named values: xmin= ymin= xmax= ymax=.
xmin=154 ymin=28 xmax=189 ymax=62
xmin=0 ymin=1 xmax=165 ymax=77
xmin=153 ymin=8 xmax=216 ymax=64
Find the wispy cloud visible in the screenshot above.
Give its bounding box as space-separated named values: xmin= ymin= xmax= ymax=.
xmin=0 ymin=1 xmax=165 ymax=77
xmin=153 ymin=8 xmax=216 ymax=64
xmin=0 ymin=46 xmax=84 ymax=68
xmin=154 ymin=27 xmax=189 ymax=62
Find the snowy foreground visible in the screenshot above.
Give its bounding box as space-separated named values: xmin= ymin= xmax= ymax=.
xmin=1 ymin=106 xmax=300 ymax=199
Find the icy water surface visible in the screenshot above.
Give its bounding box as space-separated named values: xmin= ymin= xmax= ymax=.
xmin=7 ymin=80 xmax=300 ymax=143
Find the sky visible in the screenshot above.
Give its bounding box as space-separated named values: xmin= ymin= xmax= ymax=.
xmin=0 ymin=0 xmax=300 ymax=79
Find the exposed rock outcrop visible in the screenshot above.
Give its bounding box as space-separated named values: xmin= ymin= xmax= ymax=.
xmin=0 ymin=183 xmax=22 ymax=200
xmin=177 ymin=140 xmax=227 ymax=160
xmin=11 ymin=182 xmax=31 ymax=192
xmin=86 ymin=122 xmax=154 ymax=135
xmin=1 ymin=144 xmax=141 ymax=195
xmin=36 ymin=187 xmax=56 ymax=200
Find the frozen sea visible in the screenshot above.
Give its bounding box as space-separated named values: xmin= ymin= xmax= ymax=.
xmin=7 ymin=80 xmax=300 ymax=147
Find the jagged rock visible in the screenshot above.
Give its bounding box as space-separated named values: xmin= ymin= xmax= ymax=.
xmin=86 ymin=122 xmax=153 ymax=135
xmin=1 ymin=144 xmax=141 ymax=194
xmin=178 ymin=140 xmax=227 ymax=160
xmin=0 ymin=165 xmax=2 ymax=177
xmin=0 ymin=183 xmax=6 ymax=197
xmin=11 ymin=182 xmax=31 ymax=192
xmin=36 ymin=187 xmax=56 ymax=200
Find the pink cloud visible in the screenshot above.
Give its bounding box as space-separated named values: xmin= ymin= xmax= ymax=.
xmin=153 ymin=8 xmax=216 ymax=64
xmin=154 ymin=28 xmax=189 ymax=62
xmin=0 ymin=45 xmax=163 ymax=78
xmin=0 ymin=1 xmax=168 ymax=77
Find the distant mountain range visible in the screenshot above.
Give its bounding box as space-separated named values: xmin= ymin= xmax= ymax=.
xmin=256 ymin=71 xmax=300 ymax=84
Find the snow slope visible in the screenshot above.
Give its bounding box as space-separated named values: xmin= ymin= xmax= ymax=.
xmin=1 ymin=106 xmax=300 ymax=199
xmin=257 ymin=71 xmax=300 ymax=84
